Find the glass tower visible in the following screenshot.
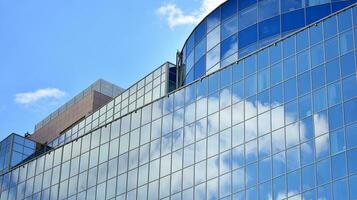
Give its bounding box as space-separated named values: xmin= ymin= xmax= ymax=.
xmin=0 ymin=1 xmax=356 ymax=200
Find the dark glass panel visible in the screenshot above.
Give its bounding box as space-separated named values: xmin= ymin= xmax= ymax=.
xmin=332 ymin=0 xmax=356 ymax=12
xmin=195 ymin=20 xmax=207 ymax=45
xmin=194 ymin=56 xmax=206 ymax=80
xmin=238 ymin=25 xmax=257 ymax=48
xmin=221 ymin=34 xmax=238 ymax=59
xmin=239 ymin=0 xmax=257 ymax=11
xmin=186 ymin=33 xmax=195 ymax=55
xmin=221 ymin=0 xmax=237 ymax=21
xmin=306 ymin=4 xmax=331 ymax=25
xmin=282 ymin=9 xmax=305 ymax=33
xmin=259 ymin=16 xmax=280 ymax=40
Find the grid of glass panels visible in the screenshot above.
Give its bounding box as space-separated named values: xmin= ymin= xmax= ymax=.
xmin=0 ymin=5 xmax=356 ymax=200
xmin=181 ymin=0 xmax=356 ymax=84
xmin=48 ymin=63 xmax=170 ymax=148
xmin=0 ymin=134 xmax=36 ymax=175
xmin=35 ymin=79 xmax=124 ymax=131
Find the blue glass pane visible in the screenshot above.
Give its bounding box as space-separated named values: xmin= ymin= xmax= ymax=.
xmin=297 ymin=30 xmax=309 ymax=52
xmin=281 ymin=0 xmax=303 ymax=13
xmin=238 ymin=25 xmax=257 ymax=48
xmin=185 ymin=69 xmax=194 ymax=84
xmin=323 ymin=16 xmax=338 ymax=39
xmin=284 ymin=78 xmax=297 ymax=102
xmin=271 ymin=84 xmax=283 ymax=105
xmin=305 ymin=0 xmax=329 ymax=7
xmin=326 ymin=59 xmax=340 ymax=84
xmin=194 ymin=56 xmax=206 ymax=80
xmin=221 ymin=16 xmax=238 ymax=41
xmin=331 ymin=153 xmax=347 ymax=179
xmin=330 ymin=129 xmax=345 ymax=155
xmin=318 ymin=184 xmax=331 ymax=200
xmin=317 ymin=159 xmax=331 ymax=185
xmin=313 ymin=88 xmax=327 ymax=112
xmin=288 ymin=170 xmax=301 ymax=194
xmin=239 ymin=5 xmax=257 ymax=30
xmin=328 ymin=82 xmax=342 ymax=106
xmin=306 ymin=4 xmax=331 ymax=24
xmin=195 ymin=38 xmax=206 ymax=62
xmin=338 ymin=10 xmax=353 ymax=32
xmin=221 ymin=34 xmax=238 ymax=59
xmin=195 ymin=20 xmax=207 ymax=45
xmin=239 ymin=0 xmax=257 ymax=11
xmin=329 ymin=104 xmax=343 ymax=130
xmin=344 ymin=98 xmax=357 ymax=124
xmin=282 ymin=9 xmax=305 ymax=33
xmin=332 ymin=179 xmax=348 ymax=200
xmin=221 ymin=0 xmax=237 ymax=21
xmin=332 ymin=0 xmax=356 ymax=12
xmin=340 ymin=51 xmax=356 ymax=77
xmin=233 ymin=62 xmax=244 ymax=82
xmin=312 ymin=65 xmax=325 ymax=90
xmin=270 ymin=42 xmax=282 ymax=64
xmin=245 ymin=55 xmax=257 ymax=75
xmin=271 ymin=62 xmax=282 ymax=85
xmin=348 ymin=148 xmax=357 ymax=174
xmin=207 ymin=8 xmax=220 ymax=32
xmin=299 ymin=95 xmax=312 ymax=119
xmin=342 ymin=75 xmax=357 ymax=101
xmin=259 ymin=16 xmax=280 ymax=40
xmin=346 ymin=123 xmax=357 ymax=149
xmin=245 ymin=74 xmax=257 ymax=97
xmin=325 ymin=37 xmax=338 ymax=61
xmin=273 ymin=175 xmax=286 ymax=199
xmin=311 ymin=44 xmax=324 ymax=67
xmin=258 ymin=68 xmax=270 ymax=92
xmin=259 ymin=0 xmax=279 ymax=21
xmin=221 ymin=66 xmax=232 ymax=88
xmin=297 ymin=51 xmax=310 ymax=73
xmin=257 ymin=49 xmax=269 ymax=70
xmin=298 ymin=72 xmax=311 ymax=96
xmin=350 ymin=174 xmax=357 ymax=200
xmin=283 ymin=57 xmax=296 ymax=80
xmin=302 ymin=165 xmax=316 ymax=191
xmin=187 ymin=33 xmax=195 ymax=55
xmin=339 ymin=30 xmax=354 ymax=55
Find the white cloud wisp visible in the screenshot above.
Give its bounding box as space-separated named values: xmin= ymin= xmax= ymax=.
xmin=157 ymin=0 xmax=227 ymax=28
xmin=15 ymin=88 xmax=66 ymax=105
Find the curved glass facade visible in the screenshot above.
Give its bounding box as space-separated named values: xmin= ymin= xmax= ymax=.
xmin=181 ymin=0 xmax=356 ymax=84
xmin=0 ymin=3 xmax=356 ymax=200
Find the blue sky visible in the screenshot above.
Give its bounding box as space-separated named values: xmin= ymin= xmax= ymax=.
xmin=0 ymin=0 xmax=225 ymax=140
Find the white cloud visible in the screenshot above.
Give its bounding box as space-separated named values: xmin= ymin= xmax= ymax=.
xmin=157 ymin=0 xmax=227 ymax=28
xmin=15 ymin=88 xmax=66 ymax=104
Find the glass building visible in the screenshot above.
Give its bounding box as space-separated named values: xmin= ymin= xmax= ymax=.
xmin=0 ymin=1 xmax=357 ymax=200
